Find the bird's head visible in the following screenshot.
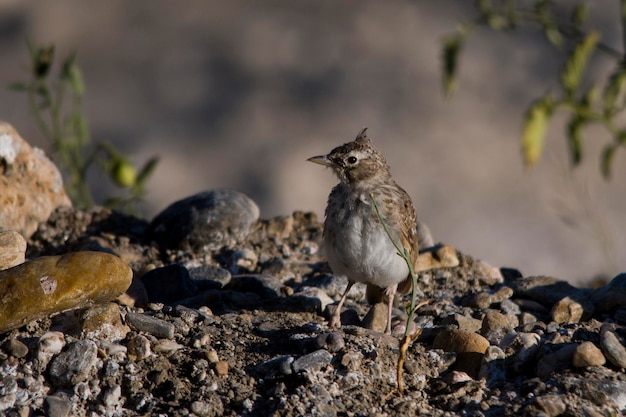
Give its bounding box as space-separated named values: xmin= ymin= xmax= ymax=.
xmin=307 ymin=128 xmax=391 ymax=184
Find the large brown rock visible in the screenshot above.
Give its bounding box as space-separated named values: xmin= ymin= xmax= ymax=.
xmin=0 ymin=122 xmax=71 ymax=238
xmin=0 ymin=251 xmax=133 ymax=334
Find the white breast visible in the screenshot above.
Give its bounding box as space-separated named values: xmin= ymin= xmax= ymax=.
xmin=324 ymin=192 xmax=409 ymax=289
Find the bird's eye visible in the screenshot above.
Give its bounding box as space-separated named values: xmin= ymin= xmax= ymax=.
xmin=347 ymin=156 xmax=358 ymax=164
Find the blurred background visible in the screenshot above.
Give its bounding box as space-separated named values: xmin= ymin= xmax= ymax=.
xmin=1 ymin=0 xmax=624 ymax=284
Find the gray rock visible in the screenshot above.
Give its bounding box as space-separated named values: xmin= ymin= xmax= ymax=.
xmin=148 ymin=189 xmax=260 ymax=251
xmin=292 ymin=349 xmax=333 ymax=373
xmin=186 ymin=264 xmax=232 ymax=290
xmin=225 ymin=274 xmax=283 ymax=298
xmin=256 ymin=355 xmax=294 ymax=377
xmin=591 ymin=273 xmax=626 ymax=314
xmin=3 ymin=339 xmax=28 ymax=358
xmin=508 ymin=275 xmax=592 ymax=307
xmin=49 ymin=340 xmax=98 ymax=387
xmin=140 ymin=264 xmax=198 ymax=304
xmin=315 ymin=332 xmax=345 ymax=353
xmin=44 ymin=395 xmax=72 ymax=417
xmin=600 ymin=324 xmax=626 ymax=368
xmin=125 ymin=312 xmax=175 ymax=339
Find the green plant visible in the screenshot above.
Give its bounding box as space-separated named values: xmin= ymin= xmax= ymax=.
xmin=443 ymin=0 xmax=626 ymax=177
xmin=9 ymin=42 xmax=158 ymax=214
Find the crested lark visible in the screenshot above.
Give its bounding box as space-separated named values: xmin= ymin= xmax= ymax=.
xmin=308 ymin=128 xmax=419 ymax=334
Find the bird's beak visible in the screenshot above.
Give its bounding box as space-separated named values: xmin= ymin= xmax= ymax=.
xmin=307 ymin=155 xmax=335 ymax=168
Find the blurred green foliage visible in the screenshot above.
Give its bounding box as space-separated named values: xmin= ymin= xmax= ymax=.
xmin=9 ymin=42 xmax=159 ymax=214
xmin=443 ymin=0 xmax=626 ymax=177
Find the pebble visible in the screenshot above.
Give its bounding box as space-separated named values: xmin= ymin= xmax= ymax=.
xmin=501 ymin=332 xmax=541 ymax=373
xmin=591 ymin=273 xmax=626 ymax=313
xmin=256 ymin=355 xmax=295 ymax=377
xmin=441 ymin=313 xmax=482 ymax=333
xmin=148 ymin=189 xmax=260 ymax=251
xmin=127 ymin=334 xmax=152 ymax=360
xmin=0 ymin=251 xmax=132 ymax=334
xmin=140 ymin=263 xmax=198 ymax=304
xmin=536 ymin=343 xmax=577 ymax=378
xmin=35 ymin=331 xmax=66 ymax=369
xmin=432 ymin=329 xmax=489 ymax=378
xmin=0 ymin=123 xmax=71 ymax=238
xmin=125 ymin=312 xmax=175 ymax=339
xmin=225 ymin=274 xmax=283 ymax=298
xmin=508 ymin=275 xmax=592 ymax=307
xmin=315 ymin=332 xmax=345 ymax=353
xmin=215 ymin=360 xmax=229 ymax=376
xmin=480 ymin=310 xmax=517 ymax=335
xmin=153 ymin=339 xmax=184 ymax=355
xmin=572 ymin=341 xmax=606 ymax=368
xmin=3 ymin=339 xmax=28 ymax=358
xmin=599 ymin=324 xmax=626 ymax=368
xmin=0 ymin=229 xmax=26 ymax=270
xmin=361 ymin=302 xmax=388 ymax=333
xmin=551 ymin=296 xmax=584 ymax=323
xmin=534 ymin=394 xmax=566 ymax=417
xmin=49 ymin=340 xmax=98 ymax=387
xmin=79 ymin=302 xmax=129 ymax=341
xmin=186 ymin=264 xmax=232 ymax=290
xmin=292 ymin=349 xmax=333 ymax=373
xmin=44 ymin=395 xmax=72 ymax=417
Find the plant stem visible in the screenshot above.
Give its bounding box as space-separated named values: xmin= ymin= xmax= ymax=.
xmin=621 ymin=0 xmax=626 ymax=61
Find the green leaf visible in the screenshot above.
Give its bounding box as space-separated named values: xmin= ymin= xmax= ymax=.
xmin=566 ymin=116 xmax=584 ymax=166
xmin=136 ymin=157 xmax=159 ymax=187
xmin=561 ymin=31 xmax=599 ymax=97
xmin=442 ymin=34 xmax=464 ymax=97
xmin=601 ymin=144 xmax=617 ymax=178
xmin=603 ymin=68 xmax=626 ymax=116
xmin=62 ymin=54 xmax=85 ymax=97
xmin=521 ymin=99 xmax=552 ymax=168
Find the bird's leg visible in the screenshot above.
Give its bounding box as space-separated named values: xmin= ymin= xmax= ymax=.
xmin=384 ymin=284 xmax=398 ymax=334
xmin=329 ymin=280 xmax=355 ymax=329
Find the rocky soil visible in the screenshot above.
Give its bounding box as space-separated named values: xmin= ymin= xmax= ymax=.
xmin=2 ymin=200 xmax=626 ymax=417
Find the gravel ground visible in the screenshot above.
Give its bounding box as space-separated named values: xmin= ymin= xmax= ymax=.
xmin=1 ymin=205 xmax=625 ymax=416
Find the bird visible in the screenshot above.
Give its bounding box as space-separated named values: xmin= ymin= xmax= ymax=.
xmin=307 ymin=128 xmax=419 ymax=334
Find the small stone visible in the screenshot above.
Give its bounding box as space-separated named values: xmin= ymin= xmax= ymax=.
xmin=206 ymin=349 xmax=220 ymax=363
xmin=340 ymin=351 xmax=363 ymax=371
xmin=480 ymin=310 xmax=516 ymax=336
xmin=479 ymin=345 xmax=506 ymax=383
xmin=153 ymin=339 xmax=184 ymax=354
xmin=441 ymin=313 xmax=482 ymax=333
xmin=432 ymin=329 xmax=489 ymax=378
xmin=3 ymin=339 xmax=28 ymax=358
xmin=80 ymin=302 xmax=129 ymax=341
xmin=0 ymin=251 xmax=133 ymax=334
xmin=0 ymin=123 xmax=71 ymax=238
xmin=44 ymin=395 xmax=72 ymax=417
xmin=191 ymin=401 xmax=212 ymax=417
xmin=535 ymin=394 xmax=566 ymax=417
xmin=315 ymin=332 xmax=345 ymax=353
xmin=140 ymin=264 xmax=198 ymax=304
xmin=35 ymin=331 xmax=66 ymax=369
xmin=293 ymin=287 xmax=334 ymax=315
xmin=551 ymin=296 xmax=584 ymax=323
xmin=215 ymin=360 xmax=229 ymax=376
xmin=102 ymin=385 xmax=122 ymax=408
xmin=125 ymin=312 xmax=175 ymax=339
xmin=231 ymin=248 xmax=258 ymax=272
xmin=591 ymin=273 xmax=626 ymax=314
xmin=361 ymin=302 xmax=388 ymax=333
xmin=573 ymin=341 xmax=605 ymax=368
xmin=475 ymin=260 xmax=504 ymax=286
xmin=599 ymin=324 xmax=626 ymax=368
xmin=292 ymin=349 xmax=333 ymax=373
xmin=509 ymin=275 xmax=592 ymax=307
xmin=148 ymin=189 xmax=260 ymax=251
xmin=49 ymin=340 xmax=98 ymax=387
xmin=127 ymin=334 xmax=152 ymax=360
xmin=186 ymin=264 xmax=232 ymax=290
xmin=0 ymin=230 xmax=26 ymax=270
xmin=256 ymin=355 xmax=294 ymax=377
xmin=225 ymin=274 xmax=282 ymax=298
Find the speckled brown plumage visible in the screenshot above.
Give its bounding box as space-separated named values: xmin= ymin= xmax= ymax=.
xmin=308 ymin=128 xmax=419 ymax=334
